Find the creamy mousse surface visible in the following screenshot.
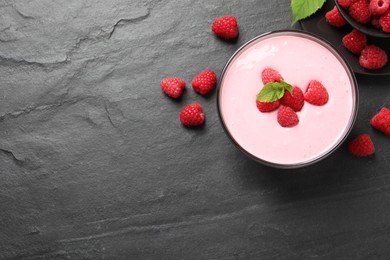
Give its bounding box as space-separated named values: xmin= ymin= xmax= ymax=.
xmin=219 ymin=32 xmax=356 ymax=166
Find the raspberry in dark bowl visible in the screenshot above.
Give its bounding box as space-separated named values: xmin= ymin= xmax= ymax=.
xmin=334 ymin=0 xmax=390 ymax=38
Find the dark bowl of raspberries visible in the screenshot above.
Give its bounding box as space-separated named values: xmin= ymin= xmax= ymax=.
xmin=334 ymin=0 xmax=390 ymax=38
xmin=324 ymin=0 xmax=389 ymax=71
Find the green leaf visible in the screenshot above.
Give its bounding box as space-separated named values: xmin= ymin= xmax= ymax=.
xmin=257 ymin=81 xmax=293 ymax=102
xmin=282 ymin=80 xmax=293 ymax=94
xmin=291 ymin=0 xmax=325 ymax=24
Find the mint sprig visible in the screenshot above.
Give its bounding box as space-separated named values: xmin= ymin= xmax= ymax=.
xmin=291 ymin=0 xmax=325 ymax=24
xmin=257 ymin=80 xmax=293 ymax=103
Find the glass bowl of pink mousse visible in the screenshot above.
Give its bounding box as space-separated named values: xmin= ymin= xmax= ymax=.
xmin=217 ymin=30 xmax=358 ymax=169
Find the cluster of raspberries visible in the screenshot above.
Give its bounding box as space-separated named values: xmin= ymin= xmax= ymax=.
xmin=325 ymin=1 xmax=388 ymax=70
xmin=158 ymin=9 xmax=390 ymax=161
xmin=324 ymin=2 xmax=390 ymax=156
xmin=160 ymin=16 xmax=239 ymax=127
xmin=339 ymin=0 xmax=390 ymax=32
xmin=256 ymin=68 xmax=329 ymax=128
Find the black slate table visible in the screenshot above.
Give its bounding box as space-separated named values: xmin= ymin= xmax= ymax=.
xmin=1 ymin=0 xmax=390 ymax=259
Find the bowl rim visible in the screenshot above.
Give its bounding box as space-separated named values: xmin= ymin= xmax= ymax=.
xmin=216 ymin=29 xmax=359 ymax=169
xmin=334 ymin=0 xmax=390 ymax=39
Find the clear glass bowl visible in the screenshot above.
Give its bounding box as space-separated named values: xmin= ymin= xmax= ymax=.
xmin=217 ymin=30 xmax=358 ymax=169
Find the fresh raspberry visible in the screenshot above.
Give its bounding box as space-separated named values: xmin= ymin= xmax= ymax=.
xmin=279 ymin=86 xmax=304 ymax=112
xmin=370 ymin=107 xmax=390 ymax=135
xmin=180 ymin=103 xmax=205 ymax=127
xmin=160 ymin=77 xmax=186 ymax=98
xmin=369 ymin=0 xmax=390 ymax=16
xmin=325 ymin=6 xmax=347 ymax=27
xmin=256 ymin=100 xmax=280 ymax=113
xmin=261 ymin=68 xmax=283 ymax=84
xmin=192 ymin=69 xmax=217 ymax=95
xmin=337 ymin=0 xmax=357 ymax=8
xmin=304 ymin=80 xmax=329 ymax=106
xmin=342 ymin=29 xmax=367 ymax=54
xmin=349 ymin=0 xmax=371 ymax=24
xmin=359 ymin=45 xmax=388 ymax=70
xmin=348 ymin=134 xmax=375 ymax=156
xmin=211 ymin=16 xmax=239 ymax=40
xmin=379 ymin=8 xmax=390 ymax=32
xmin=277 ymin=106 xmax=299 ymax=128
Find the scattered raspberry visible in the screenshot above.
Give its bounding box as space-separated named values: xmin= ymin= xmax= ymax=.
xmin=325 ymin=6 xmax=347 ymax=27
xmin=370 ymin=107 xmax=390 ymax=135
xmin=261 ymin=68 xmax=283 ymax=84
xmin=338 ymin=0 xmax=358 ymax=8
xmin=359 ymin=45 xmax=388 ymax=70
xmin=279 ymin=86 xmax=304 ymax=112
xmin=348 ymin=134 xmax=375 ymax=156
xmin=277 ymin=106 xmax=299 ymax=128
xmin=211 ymin=16 xmax=239 ymax=40
xmin=369 ymin=0 xmax=390 ymax=16
xmin=342 ymin=29 xmax=367 ymax=54
xmin=179 ymin=103 xmax=205 ymax=127
xmin=256 ymin=100 xmax=280 ymax=113
xmin=160 ymin=77 xmax=186 ymax=98
xmin=304 ymin=80 xmax=329 ymax=106
xmin=192 ymin=69 xmax=217 ymax=95
xmin=349 ymin=0 xmax=371 ymax=24
xmin=379 ymin=8 xmax=390 ymax=32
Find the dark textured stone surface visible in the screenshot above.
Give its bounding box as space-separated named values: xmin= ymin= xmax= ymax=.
xmin=1 ymin=0 xmax=390 ymax=259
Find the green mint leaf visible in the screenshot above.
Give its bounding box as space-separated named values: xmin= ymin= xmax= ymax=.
xmin=257 ymin=81 xmax=294 ymax=102
xmin=282 ymin=80 xmax=293 ymax=94
xmin=257 ymin=82 xmax=285 ymax=102
xmin=291 ymin=0 xmax=325 ymax=24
